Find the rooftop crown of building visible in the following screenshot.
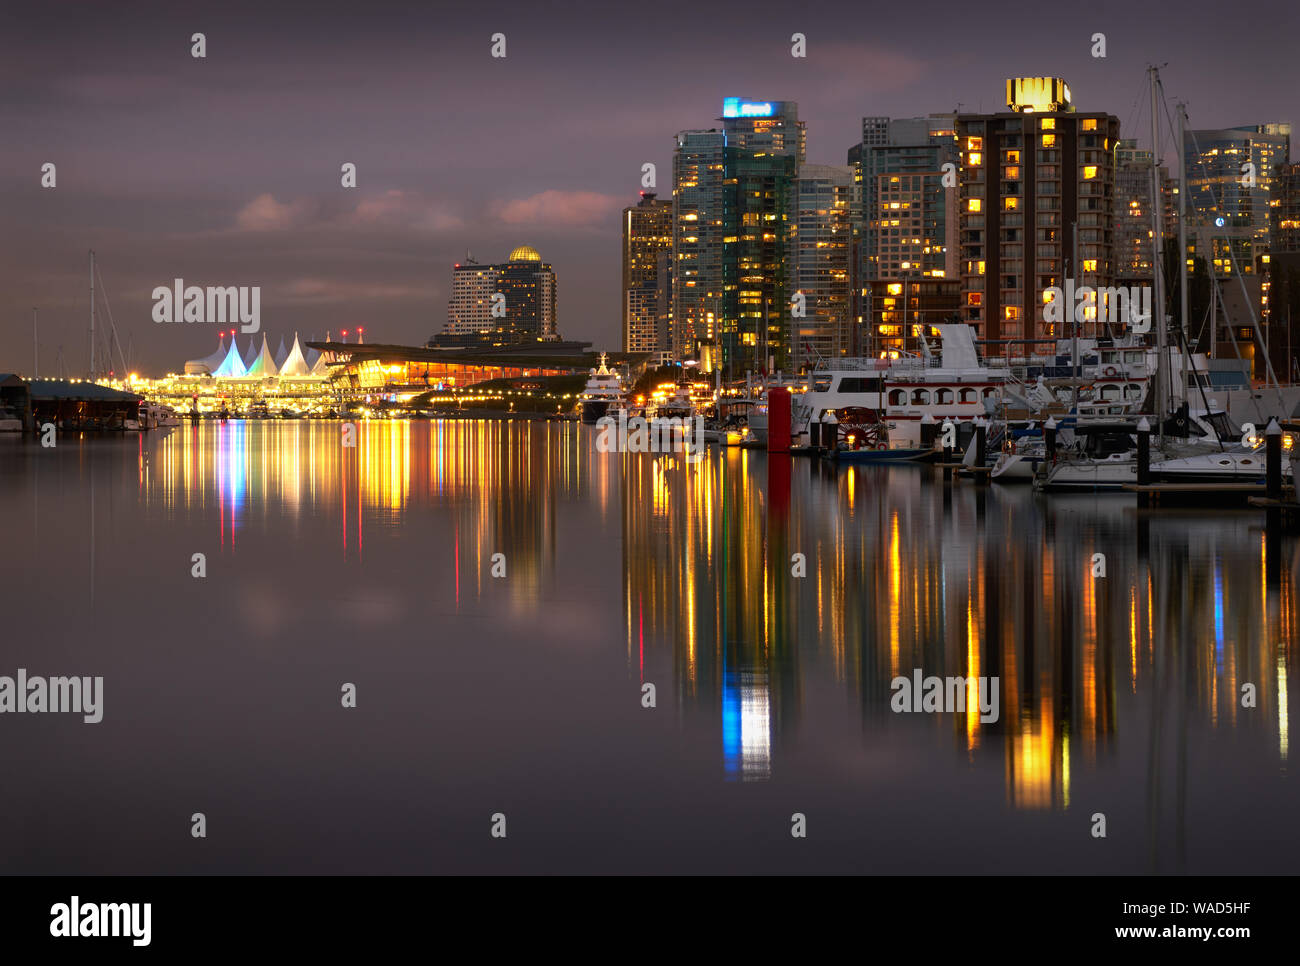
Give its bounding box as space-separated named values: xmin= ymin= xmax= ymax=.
xmin=508 ymin=245 xmax=542 ymax=262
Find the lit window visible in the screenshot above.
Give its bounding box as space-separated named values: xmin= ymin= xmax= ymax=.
xmin=1005 ymin=150 xmax=1020 ymax=163
xmin=1083 ymin=165 xmax=1098 ymax=179
xmin=1083 ymin=259 xmax=1098 ymax=271
xmin=1082 ymin=118 xmax=1097 ymax=131
xmin=968 ymin=152 xmax=982 ymax=166
xmin=887 ymin=283 xmax=902 ymax=295
xmin=968 ymin=199 xmax=982 ymax=212
xmin=1004 ymin=197 xmax=1019 ymax=210
xmin=1005 ymin=165 xmax=1020 ymax=179
xmin=967 ymin=137 xmax=983 ymax=151
xmin=1042 ymin=134 xmax=1056 ymax=147
xmin=1040 ymin=118 xmax=1056 ymax=130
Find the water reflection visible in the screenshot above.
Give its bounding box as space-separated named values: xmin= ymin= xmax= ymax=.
xmin=615 ymin=439 xmax=1298 ymax=821
xmin=146 ymin=421 xmax=1297 ymax=829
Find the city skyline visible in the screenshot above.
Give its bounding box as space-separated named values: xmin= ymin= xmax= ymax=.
xmin=2 ymin=0 xmax=1299 ymax=374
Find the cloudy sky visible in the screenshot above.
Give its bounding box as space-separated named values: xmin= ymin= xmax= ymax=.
xmin=1 ymin=0 xmax=1296 ymax=374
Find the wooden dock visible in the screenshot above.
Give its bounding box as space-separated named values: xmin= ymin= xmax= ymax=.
xmin=1123 ymin=482 xmax=1293 ymax=506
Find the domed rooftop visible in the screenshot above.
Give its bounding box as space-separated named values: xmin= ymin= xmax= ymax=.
xmin=508 ymin=245 xmax=542 ymax=262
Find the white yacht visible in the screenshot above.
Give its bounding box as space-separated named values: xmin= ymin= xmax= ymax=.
xmin=578 ymin=354 xmax=624 ymax=425
xmin=793 ymin=324 xmax=1007 ymax=449
xmin=0 ymin=406 xmax=22 ymax=432
xmin=1149 ymin=443 xmax=1285 ymax=485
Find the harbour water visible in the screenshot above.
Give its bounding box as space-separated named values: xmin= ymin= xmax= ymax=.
xmin=0 ymin=420 xmax=1295 ymax=874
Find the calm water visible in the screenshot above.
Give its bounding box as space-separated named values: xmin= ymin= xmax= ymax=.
xmin=0 ymin=420 xmax=1296 ymax=874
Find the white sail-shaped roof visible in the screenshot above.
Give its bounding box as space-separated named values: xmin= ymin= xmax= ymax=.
xmin=184 ymin=336 xmax=228 ymax=375
xmin=277 ymin=334 xmax=312 ymax=377
xmin=246 ymin=334 xmax=278 ymax=377
xmin=273 ymin=336 xmax=289 ymax=369
xmin=212 ymin=337 xmax=248 ymax=377
xmin=310 ymin=347 xmax=330 ymax=376
xmin=241 ymin=339 xmax=258 ymax=370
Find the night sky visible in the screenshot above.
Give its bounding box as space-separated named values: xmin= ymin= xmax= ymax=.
xmin=2 ymin=0 xmax=1296 ymax=375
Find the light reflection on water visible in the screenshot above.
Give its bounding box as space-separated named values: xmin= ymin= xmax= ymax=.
xmin=1 ymin=418 xmax=1296 ymax=872
xmin=160 ymin=421 xmax=1296 ymax=795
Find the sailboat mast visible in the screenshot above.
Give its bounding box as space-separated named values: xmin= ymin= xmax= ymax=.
xmin=89 ymin=250 xmax=96 ymax=380
xmin=1148 ymin=68 xmax=1167 ymax=440
xmin=1177 ymin=102 xmax=1190 ymax=357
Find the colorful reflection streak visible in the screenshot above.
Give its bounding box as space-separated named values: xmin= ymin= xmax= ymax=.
xmin=620 ymin=453 xmax=1299 ymax=812
xmin=146 ymin=420 xmax=588 ymax=605
xmin=141 ymin=422 xmax=1297 ymax=823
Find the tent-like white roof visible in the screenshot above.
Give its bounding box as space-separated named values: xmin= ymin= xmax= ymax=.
xmin=277 ymin=334 xmax=312 ymax=377
xmin=245 ymin=334 xmax=278 ymax=377
xmin=212 ymin=337 xmax=248 ymax=377
xmin=184 ymin=336 xmax=228 ymax=375
xmin=310 ymin=348 xmax=330 ymax=376
xmin=274 ymin=336 xmax=289 ymax=369
xmin=241 ymin=339 xmax=258 ymax=370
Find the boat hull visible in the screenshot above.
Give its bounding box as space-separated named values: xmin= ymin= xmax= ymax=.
xmin=1035 ymin=459 xmax=1137 ymax=492
xmin=991 ymin=453 xmax=1039 ymax=481
xmin=579 ymin=400 xmax=611 ymax=425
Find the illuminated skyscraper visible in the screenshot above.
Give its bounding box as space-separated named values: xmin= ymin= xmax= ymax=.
xmin=1183 ymin=124 xmax=1290 ymax=369
xmin=672 ymin=129 xmax=726 ymax=361
xmin=622 ymin=192 xmax=673 ymax=363
xmin=854 ymin=115 xmax=958 ymax=284
xmin=957 ymin=79 xmax=1120 ymax=349
xmin=436 ymin=246 xmax=557 ymax=347
xmin=792 ymin=164 xmax=857 ymax=369
xmin=1114 ymin=139 xmax=1178 ymax=285
xmin=673 ymin=100 xmax=804 ymax=371
xmin=1183 ymin=124 xmax=1290 ymax=276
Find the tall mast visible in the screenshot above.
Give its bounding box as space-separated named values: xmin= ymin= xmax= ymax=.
xmin=1148 ymin=67 xmax=1167 ymax=441
xmin=32 ymin=307 xmax=38 ymax=379
xmin=89 ymin=249 xmax=96 ymax=380
xmin=1177 ymin=102 xmax=1190 ymax=360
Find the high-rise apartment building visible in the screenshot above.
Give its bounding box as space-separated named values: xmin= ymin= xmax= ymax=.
xmin=1114 ymin=139 xmax=1178 ymax=285
xmin=1183 ymin=124 xmax=1290 ymax=370
xmin=1274 ymin=162 xmax=1300 ymax=256
xmin=436 ymin=246 xmax=557 ymax=347
xmin=671 ymin=129 xmax=726 ymax=360
xmin=791 ymin=164 xmax=857 ymax=369
xmin=957 ymin=78 xmax=1120 ymax=349
xmin=672 ymin=99 xmax=804 ymax=372
xmin=622 ymin=192 xmax=673 ymax=363
xmin=1183 ymin=124 xmax=1290 ymax=276
xmin=853 ymin=115 xmax=958 ymax=284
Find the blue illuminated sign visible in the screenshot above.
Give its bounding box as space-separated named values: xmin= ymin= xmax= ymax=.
xmin=722 ymin=97 xmax=774 ymax=119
